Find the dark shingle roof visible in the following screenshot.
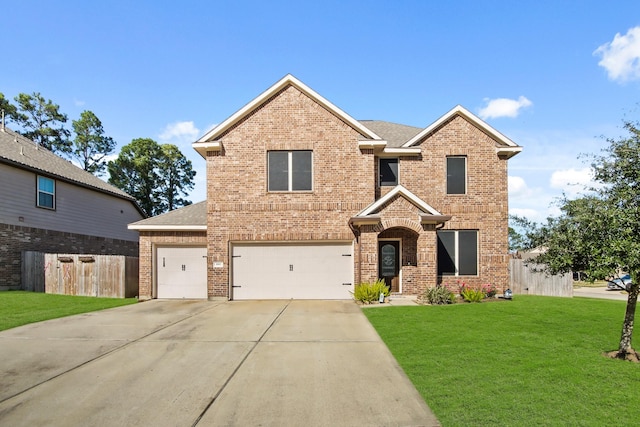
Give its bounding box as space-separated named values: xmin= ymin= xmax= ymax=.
xmin=0 ymin=127 xmax=136 ymax=202
xmin=359 ymin=120 xmax=422 ymax=148
xmin=129 ymin=201 xmax=207 ymax=228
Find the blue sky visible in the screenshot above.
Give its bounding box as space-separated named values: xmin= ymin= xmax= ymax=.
xmin=2 ymin=0 xmax=640 ymax=222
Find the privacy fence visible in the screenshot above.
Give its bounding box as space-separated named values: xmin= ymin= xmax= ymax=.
xmin=509 ymin=258 xmax=573 ymax=297
xmin=22 ymin=251 xmax=139 ymax=298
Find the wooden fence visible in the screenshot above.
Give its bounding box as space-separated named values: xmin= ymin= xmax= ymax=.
xmin=22 ymin=251 xmax=138 ymax=298
xmin=509 ymin=258 xmax=573 ymax=297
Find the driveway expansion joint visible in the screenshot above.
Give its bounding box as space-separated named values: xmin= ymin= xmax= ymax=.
xmin=190 ymin=300 xmax=291 ymax=426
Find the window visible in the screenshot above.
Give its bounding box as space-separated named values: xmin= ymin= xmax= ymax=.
xmin=447 ymin=156 xmax=466 ymax=194
xmin=37 ymin=175 xmax=55 ymax=209
xmin=379 ymin=158 xmax=398 ymax=186
xmin=268 ymin=150 xmax=312 ymax=191
xmin=437 ymin=230 xmax=477 ymax=275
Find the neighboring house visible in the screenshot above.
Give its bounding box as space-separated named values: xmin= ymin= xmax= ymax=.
xmin=129 ymin=74 xmax=521 ymax=300
xmin=0 ymin=126 xmax=145 ymax=290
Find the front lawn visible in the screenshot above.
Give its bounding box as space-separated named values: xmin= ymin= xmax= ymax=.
xmin=0 ymin=291 xmax=137 ymax=331
xmin=364 ymin=295 xmax=640 ymax=426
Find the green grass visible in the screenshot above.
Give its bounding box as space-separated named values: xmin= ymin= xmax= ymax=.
xmin=0 ymin=291 xmax=137 ymax=331
xmin=364 ymin=296 xmax=640 ymax=426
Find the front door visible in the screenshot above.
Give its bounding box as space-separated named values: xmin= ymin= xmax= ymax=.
xmin=378 ymin=241 xmax=400 ymax=292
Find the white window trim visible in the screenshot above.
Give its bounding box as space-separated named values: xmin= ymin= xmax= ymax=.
xmin=268 ymin=150 xmax=313 ymax=192
xmin=447 ymin=156 xmax=467 ymax=195
xmin=378 ymin=157 xmax=399 ymax=187
xmin=440 ymin=230 xmax=478 ymax=276
xmin=37 ymin=175 xmax=56 ymax=210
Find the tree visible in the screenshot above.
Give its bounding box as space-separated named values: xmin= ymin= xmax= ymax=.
xmin=70 ymin=110 xmax=116 ymax=176
xmin=156 ymin=144 xmax=195 ymax=212
xmin=107 ymin=138 xmax=195 ymax=217
xmin=12 ymin=92 xmax=71 ymax=154
xmin=108 ymin=138 xmax=161 ymax=217
xmin=509 ymin=214 xmax=539 ymax=252
xmin=531 ymin=119 xmax=640 ymax=361
xmin=0 ymin=93 xmax=17 ymax=123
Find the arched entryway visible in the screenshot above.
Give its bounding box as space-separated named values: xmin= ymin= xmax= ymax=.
xmin=378 ymin=227 xmax=419 ymax=293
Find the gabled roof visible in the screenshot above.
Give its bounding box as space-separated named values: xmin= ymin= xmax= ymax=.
xmin=356 ymin=185 xmax=442 ymax=217
xmin=193 ymin=74 xmax=384 ymax=157
xmin=0 ymin=127 xmax=144 ymax=213
xmin=350 ymin=185 xmax=451 ymax=227
xmin=128 ymin=201 xmax=207 ymax=230
xmin=402 ymin=105 xmax=522 ymax=158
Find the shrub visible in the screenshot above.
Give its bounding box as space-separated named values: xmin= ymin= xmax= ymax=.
xmin=424 ymin=286 xmax=456 ymax=305
xmin=461 ymin=287 xmax=486 ymax=303
xmin=352 ymin=279 xmax=390 ymax=304
xmin=481 ymin=283 xmax=498 ymax=298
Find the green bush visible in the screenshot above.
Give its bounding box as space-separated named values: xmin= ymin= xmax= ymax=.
xmin=424 ymin=286 xmax=456 ymax=305
xmin=461 ymin=287 xmax=486 ymax=303
xmin=481 ymin=283 xmax=498 ymax=298
xmin=352 ymin=279 xmax=390 ymax=304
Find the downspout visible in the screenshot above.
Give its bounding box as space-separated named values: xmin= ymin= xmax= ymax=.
xmin=348 ymin=218 xmax=361 ymax=286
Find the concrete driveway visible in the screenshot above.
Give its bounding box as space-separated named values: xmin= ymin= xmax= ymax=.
xmin=0 ymin=300 xmax=439 ymax=426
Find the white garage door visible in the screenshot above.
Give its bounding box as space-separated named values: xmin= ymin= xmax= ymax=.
xmin=231 ymin=242 xmax=353 ymax=300
xmin=157 ymin=246 xmax=207 ymax=299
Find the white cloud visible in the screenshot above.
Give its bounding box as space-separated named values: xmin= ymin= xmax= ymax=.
xmin=478 ymin=96 xmax=532 ymax=120
xmin=103 ymin=153 xmax=119 ymax=164
xmin=549 ymin=168 xmax=592 ymax=197
xmin=158 ymin=121 xmax=200 ymax=144
xmin=74 ymin=99 xmax=86 ymax=107
xmin=594 ymin=26 xmax=640 ymax=83
xmin=508 ymin=175 xmax=531 ymax=198
xmin=509 ymin=207 xmax=541 ymax=220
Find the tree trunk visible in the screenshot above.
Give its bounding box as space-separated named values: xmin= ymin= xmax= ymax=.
xmin=617 ymin=281 xmax=639 ymax=357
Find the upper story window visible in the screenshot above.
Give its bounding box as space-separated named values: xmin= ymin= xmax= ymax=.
xmin=437 ymin=230 xmax=478 ymax=276
xmin=37 ymin=175 xmax=55 ymax=209
xmin=379 ymin=158 xmax=398 ymax=186
xmin=268 ymin=150 xmax=312 ymax=192
xmin=446 ymin=156 xmax=466 ymax=194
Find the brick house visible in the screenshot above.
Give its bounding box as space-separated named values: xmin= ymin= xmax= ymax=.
xmin=0 ymin=126 xmax=144 ymax=290
xmin=129 ymin=75 xmax=521 ymax=300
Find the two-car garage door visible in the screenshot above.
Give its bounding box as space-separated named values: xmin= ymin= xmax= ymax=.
xmin=231 ymin=242 xmax=354 ymax=300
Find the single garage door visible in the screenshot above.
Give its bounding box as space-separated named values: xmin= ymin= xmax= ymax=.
xmin=157 ymin=246 xmax=207 ymax=299
xmin=231 ymin=242 xmax=353 ymax=300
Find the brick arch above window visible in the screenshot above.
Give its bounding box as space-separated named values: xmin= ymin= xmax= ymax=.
xmin=380 ymin=218 xmax=422 ymax=234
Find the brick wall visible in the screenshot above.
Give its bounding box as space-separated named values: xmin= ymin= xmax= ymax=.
xmin=399 ymin=115 xmax=511 ymax=291
xmin=0 ymin=223 xmax=139 ymax=290
xmin=206 ymin=85 xmax=374 ymax=298
xmin=137 ymin=231 xmax=207 ymax=300
xmin=198 ymin=86 xmax=512 ymax=298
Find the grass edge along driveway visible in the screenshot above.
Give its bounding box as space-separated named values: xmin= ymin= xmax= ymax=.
xmin=0 ymin=291 xmax=137 ymax=331
xmin=364 ymin=295 xmax=639 ymax=426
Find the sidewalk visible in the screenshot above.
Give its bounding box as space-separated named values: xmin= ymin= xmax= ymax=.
xmin=573 ymin=286 xmax=628 ymax=301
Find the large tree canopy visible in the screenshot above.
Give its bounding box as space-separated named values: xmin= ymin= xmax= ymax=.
xmin=12 ymin=92 xmax=71 ymax=154
xmin=530 ymin=119 xmax=640 ymax=360
xmin=156 ymin=144 xmax=195 ymax=213
xmin=71 ymin=110 xmax=116 ymax=176
xmin=107 ymin=138 xmax=195 ymax=217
